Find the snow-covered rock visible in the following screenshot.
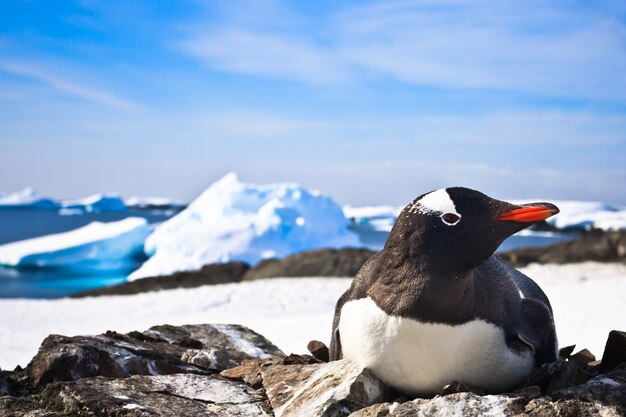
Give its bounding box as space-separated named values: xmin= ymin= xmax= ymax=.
xmin=0 ymin=188 xmax=60 ymax=210
xmin=61 ymin=193 xmax=127 ymax=212
xmin=128 ymin=173 xmax=359 ymax=280
xmin=0 ymin=217 xmax=150 ymax=271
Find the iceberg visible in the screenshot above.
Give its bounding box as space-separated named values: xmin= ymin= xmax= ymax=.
xmin=511 ymin=200 xmax=626 ymax=232
xmin=343 ymin=205 xmax=402 ymax=232
xmin=61 ymin=193 xmax=127 ymax=213
xmin=0 ymin=188 xmax=60 ymax=210
xmin=547 ymin=201 xmax=626 ymax=231
xmin=128 ymin=173 xmax=360 ymax=280
xmin=0 ymin=217 xmax=150 ymax=271
xmin=124 ymin=196 xmax=187 ymax=210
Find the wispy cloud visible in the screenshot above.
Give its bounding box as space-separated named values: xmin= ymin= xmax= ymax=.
xmin=177 ymin=29 xmax=348 ymax=84
xmin=175 ymin=0 xmax=626 ymax=99
xmin=0 ymin=60 xmax=141 ymax=111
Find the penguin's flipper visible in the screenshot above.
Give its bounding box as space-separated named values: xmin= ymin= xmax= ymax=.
xmin=329 ymin=290 xmax=349 ymax=361
xmin=330 ymin=327 xmax=342 ymax=360
xmin=516 ymin=298 xmax=557 ymax=364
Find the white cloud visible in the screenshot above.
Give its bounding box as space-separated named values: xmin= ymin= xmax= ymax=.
xmin=175 ymin=0 xmax=626 ymax=98
xmin=0 ymin=60 xmax=141 ymax=111
xmin=177 ymin=29 xmax=349 ymax=84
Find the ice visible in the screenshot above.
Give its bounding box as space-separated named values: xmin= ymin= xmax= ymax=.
xmin=0 ymin=217 xmax=150 ymax=271
xmin=128 ymin=173 xmax=359 ymax=280
xmin=0 ymin=262 xmax=624 ymax=369
xmin=545 ymin=200 xmax=626 ymax=231
xmin=61 ymin=193 xmax=127 ymax=213
xmin=0 ymin=187 xmax=60 ymax=210
xmin=124 ymin=196 xmax=187 ymax=210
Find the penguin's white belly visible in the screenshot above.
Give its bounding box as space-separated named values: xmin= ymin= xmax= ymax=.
xmin=338 ymin=297 xmax=534 ymax=395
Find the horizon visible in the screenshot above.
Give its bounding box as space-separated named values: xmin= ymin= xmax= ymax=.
xmin=1 ymin=1 xmax=625 ymax=206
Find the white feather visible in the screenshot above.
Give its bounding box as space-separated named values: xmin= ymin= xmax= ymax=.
xmin=408 ymin=189 xmax=459 ymax=216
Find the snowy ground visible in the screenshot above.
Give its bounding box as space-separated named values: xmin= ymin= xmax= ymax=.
xmin=1 ymin=262 xmax=625 ymax=370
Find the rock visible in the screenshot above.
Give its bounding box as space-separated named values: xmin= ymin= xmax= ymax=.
xmin=26 ymin=323 xmax=284 ymax=388
xmin=261 ymin=359 xmax=392 ymax=417
xmin=600 ymin=330 xmax=626 ymax=374
xmin=500 ymin=230 xmax=626 ymax=267
xmin=70 ymin=247 xmax=374 ymax=298
xmin=220 ymin=358 xmax=278 ymax=389
xmin=559 ymin=344 xmax=576 ymax=358
xmin=71 ymin=261 xmax=249 ymax=297
xmin=243 ymin=248 xmax=375 ymax=280
xmin=38 ymin=373 xmax=271 ymax=417
xmin=0 ymin=371 xmax=25 ymax=397
xmin=307 ymin=340 xmax=330 ymax=362
xmin=521 ymin=357 xmax=596 ymax=395
xmin=354 ymin=364 xmax=626 ymax=417
xmin=282 ymin=353 xmax=321 ymax=365
xmin=0 ymin=396 xmax=63 ymax=417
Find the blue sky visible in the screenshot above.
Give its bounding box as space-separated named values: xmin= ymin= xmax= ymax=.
xmin=1 ymin=0 xmax=625 ymax=205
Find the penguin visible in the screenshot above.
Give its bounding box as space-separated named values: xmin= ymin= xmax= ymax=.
xmin=329 ymin=187 xmax=559 ymax=396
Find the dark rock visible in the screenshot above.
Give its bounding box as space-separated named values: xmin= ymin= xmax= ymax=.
xmin=38 ymin=373 xmax=271 ymax=416
xmin=569 ymin=348 xmax=596 ymax=367
xmin=71 ymin=261 xmax=249 ymax=297
xmin=282 ymin=353 xmax=321 ymax=365
xmin=307 ymin=340 xmax=330 ymax=362
xmin=0 ymin=396 xmax=63 ymax=417
xmin=600 ymin=330 xmax=626 ymax=374
xmin=559 ymin=344 xmax=576 ymax=358
xmin=0 ymin=371 xmax=25 ymax=397
xmin=522 ymin=357 xmax=596 ymax=395
xmin=243 ymin=248 xmax=375 ymax=280
xmin=26 ymin=323 xmax=284 ymax=388
xmin=441 ymin=380 xmax=485 ymax=396
xmin=500 ymin=230 xmax=626 ymax=267
xmin=261 ymin=359 xmax=392 ymax=417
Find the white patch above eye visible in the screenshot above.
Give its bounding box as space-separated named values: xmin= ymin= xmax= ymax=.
xmin=408 ymin=189 xmax=460 ymax=217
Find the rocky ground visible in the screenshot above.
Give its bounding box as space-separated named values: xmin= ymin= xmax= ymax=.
xmin=500 ymin=230 xmax=626 ymax=267
xmin=72 ymin=231 xmax=626 ymax=298
xmin=1 ymin=324 xmax=625 ymax=416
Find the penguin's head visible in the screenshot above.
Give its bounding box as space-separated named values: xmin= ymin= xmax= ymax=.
xmin=387 ymin=187 xmax=559 ymax=276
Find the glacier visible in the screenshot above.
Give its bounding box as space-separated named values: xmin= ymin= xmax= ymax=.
xmin=128 ymin=173 xmax=360 ymax=280
xmin=0 ymin=217 xmax=150 ymax=271
xmin=0 ymin=188 xmax=60 ymax=211
xmin=0 ymin=188 xmax=128 ymax=213
xmin=61 ymin=193 xmax=127 ymax=213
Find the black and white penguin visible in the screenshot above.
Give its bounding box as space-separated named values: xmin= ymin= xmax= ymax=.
xmin=330 ymin=187 xmax=559 ymax=396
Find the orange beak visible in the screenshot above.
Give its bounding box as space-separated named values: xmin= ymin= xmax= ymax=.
xmin=495 ymin=204 xmax=559 ymax=223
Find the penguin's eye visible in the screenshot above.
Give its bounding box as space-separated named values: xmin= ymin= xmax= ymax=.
xmin=441 ymin=213 xmax=461 ymax=225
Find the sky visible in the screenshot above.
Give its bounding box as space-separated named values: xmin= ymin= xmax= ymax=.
xmin=1 ymin=0 xmax=625 ymax=206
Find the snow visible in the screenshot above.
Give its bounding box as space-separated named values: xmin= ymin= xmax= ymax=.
xmin=128 ymin=173 xmax=359 ymax=280
xmin=124 ymin=196 xmax=187 ymax=209
xmin=543 ymin=200 xmax=626 ymax=231
xmin=0 ymin=218 xmax=150 ymax=271
xmin=1 ymin=262 xmax=624 ymax=369
xmin=343 ymin=205 xmax=402 ymax=220
xmin=0 ymin=188 xmax=59 ymax=210
xmin=61 ymin=193 xmax=127 ymax=213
